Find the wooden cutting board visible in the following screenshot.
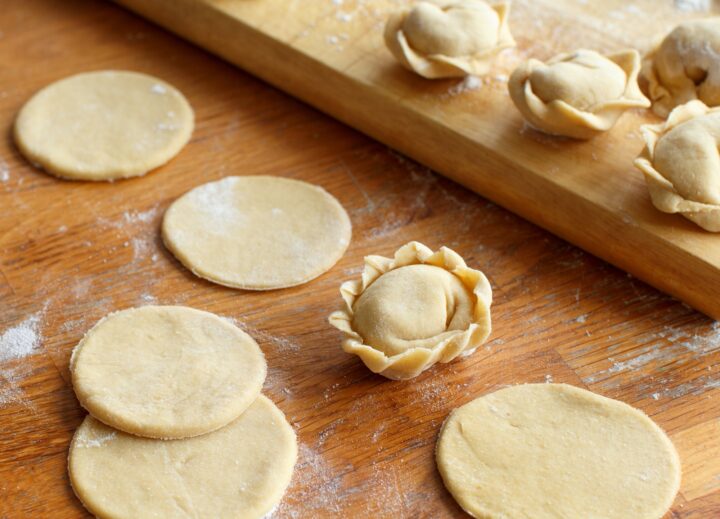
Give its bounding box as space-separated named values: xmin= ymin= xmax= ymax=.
xmin=112 ymin=0 xmax=720 ymax=319
xmin=1 ymin=1 xmax=720 ymax=518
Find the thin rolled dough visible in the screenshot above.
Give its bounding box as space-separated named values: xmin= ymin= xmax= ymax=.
xmin=14 ymin=70 xmax=193 ymax=181
xmin=162 ymin=175 xmax=352 ymax=290
xmin=69 ymin=395 xmax=297 ymax=519
xmin=71 ymin=306 xmax=266 ymax=439
xmin=436 ymin=383 xmax=681 ymax=519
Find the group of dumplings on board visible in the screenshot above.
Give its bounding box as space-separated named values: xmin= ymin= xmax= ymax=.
xmin=383 ymin=3 xmax=720 ymax=232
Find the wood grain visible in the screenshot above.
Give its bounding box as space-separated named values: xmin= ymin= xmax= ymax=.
xmin=113 ymin=0 xmax=720 ymax=320
xmin=0 ymin=0 xmax=718 ymax=518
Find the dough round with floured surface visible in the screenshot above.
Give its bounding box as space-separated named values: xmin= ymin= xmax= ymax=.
xmin=69 ymin=395 xmax=297 ymax=519
xmin=162 ymin=175 xmax=352 ymax=290
xmin=71 ymin=306 xmax=266 ymax=439
xmin=14 ymin=70 xmax=193 ymax=181
xmin=437 ymin=384 xmax=681 ymax=519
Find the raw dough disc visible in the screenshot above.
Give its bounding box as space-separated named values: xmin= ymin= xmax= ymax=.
xmin=436 ymin=384 xmax=681 ymax=519
xmin=162 ymin=176 xmax=352 ymax=290
xmin=14 ymin=70 xmax=193 ymax=181
xmin=69 ymin=395 xmax=297 ymax=519
xmin=71 ymin=306 xmax=266 ymax=439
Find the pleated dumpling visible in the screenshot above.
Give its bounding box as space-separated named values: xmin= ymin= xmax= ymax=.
xmin=509 ymin=49 xmax=650 ymax=139
xmin=384 ymin=0 xmax=514 ymax=79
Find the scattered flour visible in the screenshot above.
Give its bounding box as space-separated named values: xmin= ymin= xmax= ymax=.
xmin=247 ymin=327 xmax=301 ymax=353
xmin=0 ymin=158 xmax=9 ymax=183
xmin=674 ymin=0 xmax=712 ymax=12
xmin=139 ymin=293 xmax=158 ymax=305
xmin=0 ymin=314 xmax=42 ymax=363
xmin=150 ymin=83 xmax=167 ymax=95
xmin=0 ymin=367 xmax=25 ymax=406
xmin=131 ymin=236 xmax=151 ymax=262
xmin=122 ymin=206 xmax=158 ymax=225
xmin=445 ymin=75 xmax=483 ymax=97
xmin=0 ymin=313 xmax=44 ymax=408
xmin=271 ymin=444 xmax=343 ymax=517
xmin=74 ymin=429 xmax=118 ymax=449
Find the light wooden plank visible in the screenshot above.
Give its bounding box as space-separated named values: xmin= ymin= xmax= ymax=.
xmin=115 ymin=0 xmax=720 ymax=318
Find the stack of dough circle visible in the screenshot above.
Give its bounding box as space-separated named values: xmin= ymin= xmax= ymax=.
xmin=14 ymin=70 xmax=193 ymax=181
xmin=436 ymin=384 xmax=681 ymax=519
xmin=69 ymin=306 xmax=297 ymax=519
xmin=162 ymin=175 xmax=352 ymax=290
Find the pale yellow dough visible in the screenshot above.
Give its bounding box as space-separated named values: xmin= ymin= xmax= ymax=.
xmin=14 ymin=70 xmax=193 ymax=181
xmin=329 ymin=241 xmax=492 ymax=380
xmin=509 ymin=49 xmax=650 ymax=139
xmin=162 ymin=176 xmax=352 ymax=290
xmin=162 ymin=176 xmax=351 ymax=290
xmin=69 ymin=395 xmax=297 ymax=519
xmin=642 ymin=19 xmax=720 ymax=118
xmin=635 ymin=100 xmax=720 ymax=231
xmin=437 ymin=384 xmax=681 ymax=519
xmin=71 ymin=306 xmax=266 ymax=439
xmin=384 ymin=0 xmax=514 ymax=79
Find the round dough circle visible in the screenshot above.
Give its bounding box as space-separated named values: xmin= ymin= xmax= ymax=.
xmin=352 ymin=264 xmax=474 ymax=356
xmin=437 ymin=384 xmax=681 ymax=519
xmin=69 ymin=395 xmax=297 ymax=519
xmin=71 ymin=306 xmax=266 ymax=439
xmin=14 ymin=70 xmax=193 ymax=181
xmin=162 ymin=175 xmax=352 ymax=290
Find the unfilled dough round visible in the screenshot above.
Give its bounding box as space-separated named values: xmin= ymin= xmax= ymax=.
xmin=14 ymin=70 xmax=193 ymax=181
xmin=71 ymin=306 xmax=266 ymax=439
xmin=437 ymin=384 xmax=681 ymax=519
xmin=352 ymin=264 xmax=474 ymax=356
xmin=162 ymin=176 xmax=352 ymax=290
xmin=69 ymin=395 xmax=297 ymax=519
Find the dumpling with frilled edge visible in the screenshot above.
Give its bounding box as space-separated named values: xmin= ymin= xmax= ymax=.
xmin=384 ymin=0 xmax=514 ymax=79
xmin=509 ymin=49 xmax=650 ymax=139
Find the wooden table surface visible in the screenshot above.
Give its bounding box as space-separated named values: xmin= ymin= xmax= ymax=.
xmin=0 ymin=1 xmax=719 ymax=518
